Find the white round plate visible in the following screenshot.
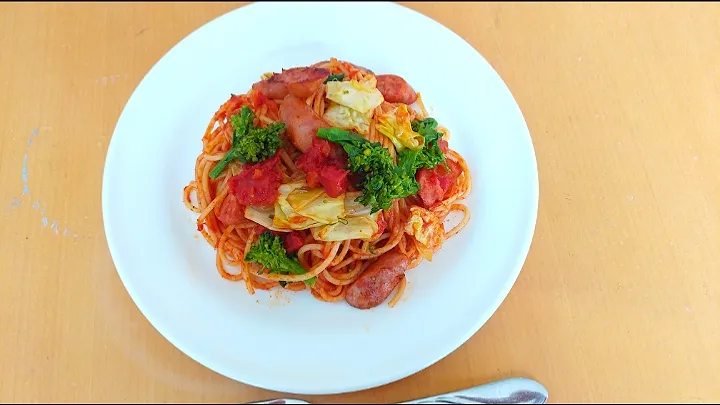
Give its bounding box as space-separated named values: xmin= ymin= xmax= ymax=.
xmin=102 ymin=1 xmax=538 ymax=396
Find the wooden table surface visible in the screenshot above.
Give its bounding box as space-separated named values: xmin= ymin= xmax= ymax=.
xmin=1 ymin=2 xmax=719 ymax=403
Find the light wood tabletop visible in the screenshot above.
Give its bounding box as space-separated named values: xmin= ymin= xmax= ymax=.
xmin=1 ymin=2 xmax=719 ymax=403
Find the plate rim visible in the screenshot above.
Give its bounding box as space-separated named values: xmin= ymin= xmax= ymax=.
xmin=101 ymin=1 xmax=539 ymax=395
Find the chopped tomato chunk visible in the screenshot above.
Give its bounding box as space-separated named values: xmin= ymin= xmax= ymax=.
xmin=217 ymin=194 xmax=245 ymax=226
xmin=284 ymin=231 xmax=304 ymax=253
xmin=228 ymin=153 xmax=283 ymax=206
xmin=416 ymin=160 xmax=461 ymax=207
xmin=296 ymin=137 xmax=349 ymax=197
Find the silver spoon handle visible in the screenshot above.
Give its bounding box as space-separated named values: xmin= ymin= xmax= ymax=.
xmin=249 ymin=377 xmax=548 ymax=404
xmin=400 ymin=377 xmax=548 ymax=404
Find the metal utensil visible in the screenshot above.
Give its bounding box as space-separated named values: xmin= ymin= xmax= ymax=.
xmin=250 ymin=377 xmax=548 ymax=404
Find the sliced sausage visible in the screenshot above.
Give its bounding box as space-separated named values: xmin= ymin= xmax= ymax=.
xmin=279 ymin=94 xmax=331 ymax=153
xmin=252 ymin=67 xmax=330 ymax=100
xmin=251 ymin=80 xmax=288 ymax=100
xmin=375 ymin=74 xmax=417 ymax=105
xmin=284 ymin=67 xmax=330 ymax=99
xmin=345 ymin=252 xmax=409 ymax=309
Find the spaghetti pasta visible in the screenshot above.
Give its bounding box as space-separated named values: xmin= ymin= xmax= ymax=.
xmin=183 ymin=58 xmax=471 ymax=309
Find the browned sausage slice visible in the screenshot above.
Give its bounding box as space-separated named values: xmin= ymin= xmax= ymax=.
xmin=251 ymin=80 xmax=288 ymax=100
xmin=345 ymin=252 xmax=409 ymax=309
xmin=283 ymin=67 xmax=330 ymax=99
xmin=375 ymin=74 xmax=417 ymax=105
xmin=252 ymin=67 xmax=330 ymax=100
xmin=278 ymin=94 xmax=331 ymax=153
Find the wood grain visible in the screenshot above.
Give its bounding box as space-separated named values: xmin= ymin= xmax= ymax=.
xmin=1 ymin=2 xmax=718 ymax=403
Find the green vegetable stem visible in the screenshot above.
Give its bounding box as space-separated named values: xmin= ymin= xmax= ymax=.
xmin=323 ymin=73 xmax=346 ymax=83
xmin=411 ymin=118 xmax=448 ymax=171
xmin=209 ymin=106 xmax=285 ymax=179
xmin=245 ymin=232 xmax=316 ymax=287
xmin=317 ymin=128 xmax=419 ymax=213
